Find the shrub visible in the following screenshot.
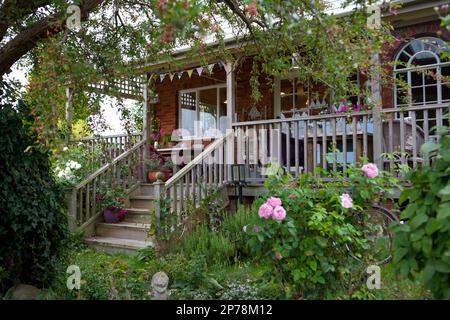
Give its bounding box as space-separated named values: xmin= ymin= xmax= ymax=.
xmin=391 ymin=128 xmax=450 ymax=299
xmin=52 ymin=142 xmax=105 ymax=187
xmin=0 ymin=81 xmax=69 ymax=294
xmin=245 ymin=163 xmax=399 ymax=299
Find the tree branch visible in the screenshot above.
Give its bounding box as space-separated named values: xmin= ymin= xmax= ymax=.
xmin=0 ymin=0 xmax=52 ymax=42
xmin=0 ymin=0 xmax=104 ymax=77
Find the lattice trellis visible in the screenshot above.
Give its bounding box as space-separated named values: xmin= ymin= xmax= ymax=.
xmin=87 ymin=76 xmax=147 ymax=100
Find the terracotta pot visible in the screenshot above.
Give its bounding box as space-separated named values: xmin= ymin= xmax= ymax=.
xmin=147 ymin=170 xmax=171 ymax=183
xmin=147 ymin=170 xmax=160 ymax=183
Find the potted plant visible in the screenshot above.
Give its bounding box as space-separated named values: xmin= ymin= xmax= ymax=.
xmin=145 ymin=158 xmax=164 ymax=183
xmin=96 ymin=187 xmax=128 ymax=223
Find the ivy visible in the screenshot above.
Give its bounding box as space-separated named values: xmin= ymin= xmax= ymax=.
xmin=391 ymin=129 xmax=450 ymax=299
xmin=0 ymin=81 xmax=69 ymax=294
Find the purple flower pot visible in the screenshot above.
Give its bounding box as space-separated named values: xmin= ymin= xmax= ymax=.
xmin=103 ymin=207 xmax=127 ymax=223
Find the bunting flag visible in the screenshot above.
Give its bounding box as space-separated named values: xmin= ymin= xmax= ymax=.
xmin=207 ymin=63 xmax=215 ymax=74
xmin=155 ymin=62 xmax=222 ymax=82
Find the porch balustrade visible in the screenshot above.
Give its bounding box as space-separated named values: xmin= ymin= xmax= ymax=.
xmin=231 ymin=103 xmax=449 ymax=181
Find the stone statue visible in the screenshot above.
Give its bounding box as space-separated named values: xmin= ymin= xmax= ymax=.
xmin=150 ymin=271 xmax=169 ymax=300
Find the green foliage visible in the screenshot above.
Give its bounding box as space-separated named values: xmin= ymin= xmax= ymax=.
xmin=0 ymin=81 xmax=69 ymax=294
xmin=220 ymin=206 xmax=257 ymax=257
xmin=181 ymin=225 xmax=235 ymax=265
xmin=391 ymin=129 xmax=450 ymax=299
xmin=52 ymin=142 xmax=106 ymax=187
xmin=246 ymin=163 xmax=399 ymax=299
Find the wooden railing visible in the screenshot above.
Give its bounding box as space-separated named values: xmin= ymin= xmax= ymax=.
xmin=68 ymin=139 xmax=146 ymax=231
xmin=231 ymin=103 xmax=449 ymax=180
xmin=70 ymin=133 xmax=143 ymax=165
xmin=153 ymin=131 xmax=233 ymax=223
xmin=232 ymin=111 xmax=373 ymax=179
xmin=379 ymin=104 xmax=449 ymax=171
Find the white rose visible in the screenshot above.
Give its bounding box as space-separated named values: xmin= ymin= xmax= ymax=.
xmin=63 ymin=147 xmax=69 ymax=151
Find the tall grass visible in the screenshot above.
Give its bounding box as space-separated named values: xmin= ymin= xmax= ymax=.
xmin=181 ymin=224 xmax=235 ymax=265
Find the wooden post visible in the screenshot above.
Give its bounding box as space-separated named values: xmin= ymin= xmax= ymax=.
xmin=224 ymin=61 xmax=236 ymax=174
xmin=68 ymin=189 xmax=77 ymax=231
xmin=153 ymin=180 xmax=164 ymax=226
xmin=65 ymin=87 xmax=74 ymax=144
xmin=368 ymin=5 xmax=383 ymax=169
xmin=143 ymin=77 xmax=149 ymax=153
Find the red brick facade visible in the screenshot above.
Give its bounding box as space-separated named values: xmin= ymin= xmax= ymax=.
xmin=151 ymin=57 xmax=274 ymax=136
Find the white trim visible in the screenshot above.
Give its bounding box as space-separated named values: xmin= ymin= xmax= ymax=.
xmin=393 ymin=36 xmax=450 ymax=108
xmin=178 ymin=83 xmax=227 ymax=139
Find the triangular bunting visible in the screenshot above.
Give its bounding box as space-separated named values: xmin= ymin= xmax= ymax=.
xmin=187 ymin=69 xmax=194 ymax=78
xmin=159 ymin=73 xmax=167 ymax=82
xmin=169 ymin=73 xmax=175 ymax=81
xmin=196 ymin=67 xmax=203 ymax=76
xmin=207 ymin=63 xmax=215 ymax=74
xmin=177 ymin=71 xmax=184 ymax=79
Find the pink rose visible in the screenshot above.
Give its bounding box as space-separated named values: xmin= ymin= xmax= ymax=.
xmin=247 ymin=1 xmax=258 ymax=17
xmin=340 ymin=193 xmax=353 ymax=209
xmin=258 ymin=203 xmax=273 ymax=219
xmin=272 ymin=206 xmax=286 ymax=221
xmin=361 ymin=163 xmax=379 ymax=179
xmin=266 ymin=197 xmax=282 ymax=208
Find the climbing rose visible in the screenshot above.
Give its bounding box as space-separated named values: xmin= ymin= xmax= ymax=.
xmin=266 ymin=197 xmax=282 ymax=208
xmin=361 ymin=163 xmax=379 ymax=179
xmin=272 ymin=206 xmax=286 ymax=221
xmin=340 ymin=193 xmax=353 ymax=209
xmin=258 ymin=203 xmax=273 ymax=219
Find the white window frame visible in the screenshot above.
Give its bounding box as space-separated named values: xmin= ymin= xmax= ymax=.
xmin=393 ymin=36 xmax=450 ymax=108
xmin=178 ymin=83 xmax=227 ymax=140
xmin=274 ymin=75 xmax=311 ymax=117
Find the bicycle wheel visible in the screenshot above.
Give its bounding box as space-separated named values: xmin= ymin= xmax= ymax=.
xmin=346 ymin=204 xmax=399 ymax=265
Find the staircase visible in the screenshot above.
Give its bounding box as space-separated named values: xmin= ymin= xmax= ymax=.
xmin=85 ymin=183 xmax=155 ymax=255
xmin=70 ymin=132 xmax=233 ymax=255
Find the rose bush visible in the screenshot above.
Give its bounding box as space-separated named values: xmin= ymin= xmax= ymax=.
xmin=246 ymin=163 xmax=400 ymax=299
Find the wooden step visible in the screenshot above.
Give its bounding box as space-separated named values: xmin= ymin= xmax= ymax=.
xmin=129 ymin=195 xmax=155 ymax=209
xmin=85 ymin=236 xmax=153 ymax=255
xmin=96 ymin=222 xmax=150 ymax=241
xmin=125 ymin=207 xmax=152 ymax=224
xmin=139 ymin=183 xmax=155 ymax=195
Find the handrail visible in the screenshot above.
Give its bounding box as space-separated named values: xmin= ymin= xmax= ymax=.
xmin=165 ymin=131 xmax=233 ymax=189
xmin=75 ymin=139 xmax=146 ymax=189
xmin=154 ymin=131 xmax=233 ymax=222
xmin=69 ymin=138 xmax=146 ymax=230
xmin=232 ymin=110 xmax=373 ymax=127
xmin=72 ymin=132 xmax=143 ymax=142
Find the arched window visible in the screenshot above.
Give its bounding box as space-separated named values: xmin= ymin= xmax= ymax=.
xmin=394 ymin=36 xmax=450 ymax=107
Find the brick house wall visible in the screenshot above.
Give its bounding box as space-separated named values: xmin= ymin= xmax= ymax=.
xmin=150 ymin=57 xmax=274 ymax=136
xmin=381 ymin=19 xmax=450 ymax=108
